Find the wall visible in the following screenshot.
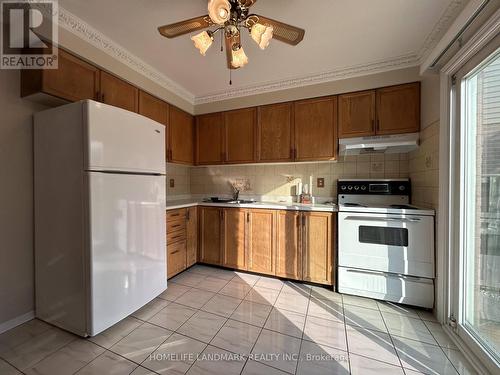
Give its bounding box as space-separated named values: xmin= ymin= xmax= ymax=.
xmin=410 ymin=74 xmax=440 ymax=208
xmin=195 ymin=66 xmax=421 ymax=114
xmin=166 ymin=164 xmax=191 ymax=199
xmin=190 ymin=154 xmax=409 ymax=200
xmin=0 ymin=70 xmax=47 ymax=327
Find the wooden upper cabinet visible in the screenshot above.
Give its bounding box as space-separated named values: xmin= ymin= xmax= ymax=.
xmin=138 ymin=90 xmax=168 ymax=125
xmin=21 ymin=48 xmax=99 ymax=102
xmin=376 ymin=82 xmax=420 ymax=135
xmin=100 ymin=71 xmax=138 ymax=112
xmin=199 ymin=207 xmax=222 ymax=265
xmin=258 ymin=103 xmax=293 ymax=162
xmin=275 ymin=211 xmax=302 ymax=280
xmin=294 ymin=97 xmax=337 ymax=161
xmin=302 ymin=212 xmax=333 ymax=285
xmin=222 ymin=209 xmax=247 ymax=270
xmin=224 ymin=108 xmax=257 ymax=164
xmin=196 ymin=113 xmax=224 ymax=165
xmin=338 ymin=90 xmax=376 ymax=138
xmin=169 ymin=106 xmax=194 ymax=165
xmin=248 ymin=210 xmax=275 ymax=275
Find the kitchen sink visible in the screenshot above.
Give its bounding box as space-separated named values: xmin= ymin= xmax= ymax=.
xmin=228 ymin=199 xmax=256 ymax=204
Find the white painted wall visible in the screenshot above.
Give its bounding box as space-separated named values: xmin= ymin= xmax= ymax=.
xmin=0 ymin=70 xmax=47 ymax=326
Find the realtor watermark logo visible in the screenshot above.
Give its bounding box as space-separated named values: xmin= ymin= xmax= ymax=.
xmin=1 ymin=0 xmax=58 ymax=69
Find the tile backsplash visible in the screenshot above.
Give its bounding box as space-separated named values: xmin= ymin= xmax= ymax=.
xmin=188 ymin=154 xmax=409 ymax=201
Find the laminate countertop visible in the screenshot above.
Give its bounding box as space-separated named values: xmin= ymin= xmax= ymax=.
xmin=165 ymin=199 xmax=338 ymax=213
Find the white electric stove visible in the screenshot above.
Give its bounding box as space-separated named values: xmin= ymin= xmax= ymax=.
xmin=337 ymin=179 xmax=435 ymax=308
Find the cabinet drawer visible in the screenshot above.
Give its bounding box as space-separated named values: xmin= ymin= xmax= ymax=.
xmin=167 ymin=218 xmax=186 ymax=234
xmin=167 ymin=240 xmax=187 ymax=278
xmin=167 ymin=228 xmax=186 ymax=244
xmin=167 ymin=209 xmax=186 ymax=221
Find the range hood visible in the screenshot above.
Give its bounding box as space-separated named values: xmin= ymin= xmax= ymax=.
xmin=339 ymin=132 xmax=420 ymax=156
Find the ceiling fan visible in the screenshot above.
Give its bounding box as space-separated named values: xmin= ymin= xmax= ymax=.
xmin=157 ymin=0 xmax=305 ymax=71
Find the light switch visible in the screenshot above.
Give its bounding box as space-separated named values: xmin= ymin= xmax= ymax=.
xmin=169 ymin=179 xmax=175 ymax=188
xmin=317 ymin=178 xmax=324 ymax=188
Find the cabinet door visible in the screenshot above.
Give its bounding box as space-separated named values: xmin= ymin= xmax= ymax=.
xmin=338 ymin=91 xmax=376 ymax=138
xmin=100 ymin=71 xmax=138 ymax=112
xmin=222 ymin=209 xmax=247 ymax=270
xmin=199 ymin=207 xmax=222 ymax=265
xmin=376 ymin=82 xmax=420 ymax=135
xmin=302 ymin=212 xmax=333 ymax=285
xmin=224 ymin=108 xmax=257 ymax=163
xmin=169 ymin=106 xmax=194 ymax=165
xmin=167 ymin=240 xmax=187 ymax=279
xmin=196 ymin=113 xmax=224 ymax=165
xmin=248 ymin=209 xmax=275 ymax=275
xmin=139 ymin=91 xmax=168 ymax=124
xmin=294 ymin=97 xmax=337 ymax=161
xmin=258 ymin=103 xmax=293 ymax=162
xmin=22 ymin=49 xmax=99 ymax=102
xmin=275 ymin=211 xmax=302 ymax=280
xmin=139 ymin=91 xmax=169 ymax=161
xmin=186 ymin=207 xmax=198 ymax=267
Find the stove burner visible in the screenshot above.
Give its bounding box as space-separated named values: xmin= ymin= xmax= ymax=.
xmin=390 ymin=204 xmax=417 ymax=210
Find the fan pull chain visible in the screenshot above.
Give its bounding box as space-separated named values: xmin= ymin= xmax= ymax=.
xmin=220 ymin=32 xmax=223 ymax=52
xmin=229 ymin=69 xmax=232 ymax=85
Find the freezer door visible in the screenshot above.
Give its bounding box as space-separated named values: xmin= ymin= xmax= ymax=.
xmin=87 ymin=172 xmax=167 ymax=336
xmin=85 ymin=101 xmax=166 ymax=174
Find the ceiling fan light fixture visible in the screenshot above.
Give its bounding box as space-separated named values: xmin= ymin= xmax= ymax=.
xmin=208 ymin=0 xmax=231 ymax=25
xmin=250 ymin=23 xmax=273 ymax=50
xmin=191 ymin=31 xmax=213 ymax=56
xmin=231 ymin=44 xmax=249 ymax=68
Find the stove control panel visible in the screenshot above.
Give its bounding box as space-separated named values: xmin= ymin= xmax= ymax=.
xmin=338 ymin=180 xmax=411 ymax=196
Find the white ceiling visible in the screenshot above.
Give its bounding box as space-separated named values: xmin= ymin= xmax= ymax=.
xmin=58 ymin=0 xmax=467 ymax=103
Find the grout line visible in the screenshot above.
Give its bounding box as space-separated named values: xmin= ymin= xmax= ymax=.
xmin=378 ymin=300 xmax=407 ymax=373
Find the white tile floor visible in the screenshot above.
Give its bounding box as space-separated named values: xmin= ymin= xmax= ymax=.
xmin=0 ymin=265 xmax=477 ymax=375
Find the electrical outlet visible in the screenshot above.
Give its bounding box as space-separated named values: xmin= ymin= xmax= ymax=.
xmin=317 ymin=177 xmax=325 ymax=188
xmin=169 ymin=179 xmax=175 ymax=188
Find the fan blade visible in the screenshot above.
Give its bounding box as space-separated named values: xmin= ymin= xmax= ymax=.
xmin=158 ymin=15 xmax=212 ymax=38
xmin=248 ymin=15 xmax=305 ymax=45
xmin=225 ymin=33 xmax=241 ymax=70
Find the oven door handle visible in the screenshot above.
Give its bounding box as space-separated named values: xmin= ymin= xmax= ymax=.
xmin=343 ymin=216 xmax=421 ymax=223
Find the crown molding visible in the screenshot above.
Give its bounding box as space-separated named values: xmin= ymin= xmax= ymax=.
xmin=55 ymin=6 xmax=195 ymax=104
xmin=194 ymin=54 xmax=419 ymax=105
xmin=417 ymin=0 xmax=469 ymax=64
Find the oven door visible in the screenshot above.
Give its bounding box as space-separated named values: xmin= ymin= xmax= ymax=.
xmin=338 ymin=212 xmax=434 ymax=278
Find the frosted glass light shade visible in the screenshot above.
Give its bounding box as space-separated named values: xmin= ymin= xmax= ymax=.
xmin=251 ymin=23 xmax=273 ymax=50
xmin=208 ymin=0 xmax=231 ymax=25
xmin=191 ymin=31 xmax=213 ymax=56
xmin=231 ymin=46 xmax=249 ymax=68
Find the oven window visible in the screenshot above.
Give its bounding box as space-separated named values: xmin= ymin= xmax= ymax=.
xmin=359 ymin=226 xmax=409 ymax=246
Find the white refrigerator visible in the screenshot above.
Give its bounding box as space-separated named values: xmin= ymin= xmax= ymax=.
xmin=34 ymin=100 xmax=167 ymax=337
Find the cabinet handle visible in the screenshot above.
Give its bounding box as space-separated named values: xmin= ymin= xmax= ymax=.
xmin=186 ymin=210 xmax=190 ymax=221
xmin=302 ymin=216 xmax=306 ymax=226
xmin=101 ymin=93 xmax=105 ymax=103
xmin=296 ymin=215 xmax=300 ymax=227
xmin=170 ymin=213 xmax=180 ymax=217
xmin=247 ymin=212 xmax=250 ymax=223
xmin=171 ymin=250 xmax=180 ymax=255
xmin=372 ymin=119 xmax=375 ymax=131
xmin=376 ymin=120 xmax=380 ymax=132
xmin=171 ymin=224 xmax=181 ymax=228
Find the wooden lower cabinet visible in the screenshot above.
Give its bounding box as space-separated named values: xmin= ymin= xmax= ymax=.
xmin=248 ymin=209 xmax=276 ymax=275
xmin=166 ymin=208 xmax=198 ymax=279
xmin=167 ymin=240 xmax=187 ymax=279
xmin=276 ymin=211 xmax=302 ymax=280
xmin=198 ymin=206 xmax=334 ymax=286
xmin=186 ymin=207 xmax=198 ymax=267
xmin=302 ymin=212 xmax=334 ymax=285
xmin=199 ymin=207 xmax=223 ymax=265
xmin=223 ymin=209 xmax=247 ymax=270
